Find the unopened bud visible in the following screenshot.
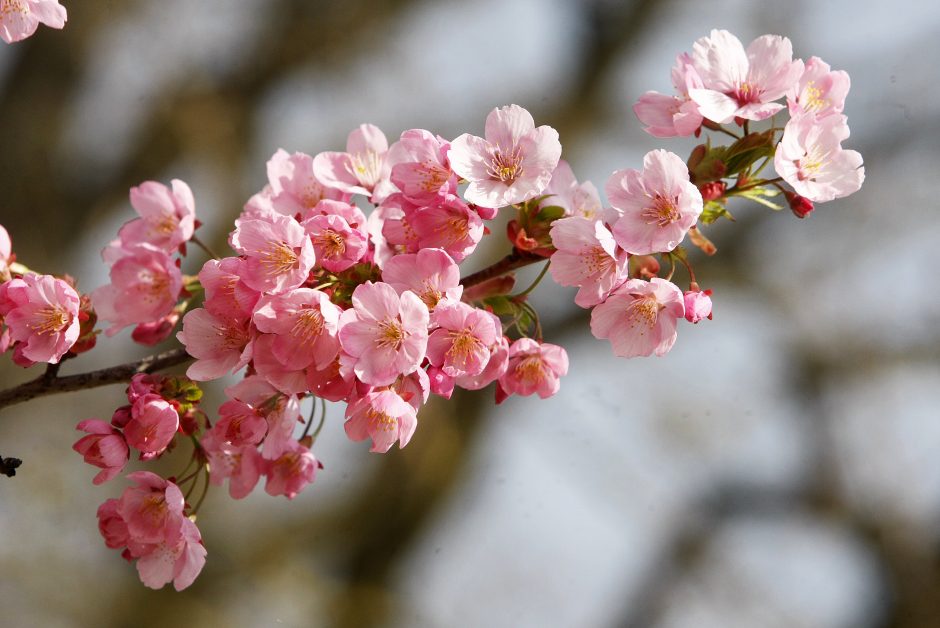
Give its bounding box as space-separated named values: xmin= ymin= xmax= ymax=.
xmin=785 ymin=191 xmax=814 ymax=218
xmin=699 ymin=181 xmax=726 ymax=202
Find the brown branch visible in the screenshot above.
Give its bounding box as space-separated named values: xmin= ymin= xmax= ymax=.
xmin=0 ymin=348 xmax=192 ymax=411
xmin=459 ymin=249 xmax=545 ymax=288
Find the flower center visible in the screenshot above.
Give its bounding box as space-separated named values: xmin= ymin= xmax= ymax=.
xmin=419 ymin=281 xmax=443 ymax=310
xmin=31 ymin=305 xmax=68 ymax=335
xmin=626 ymin=295 xmax=661 ymax=330
xmin=301 ymin=182 xmax=326 ymax=209
xmin=259 ymin=241 xmax=298 ymax=277
xmin=581 ymin=246 xmax=614 ymax=276
xmin=641 ymin=194 xmax=681 ymax=227
xmin=317 ymin=230 xmax=346 ymax=259
xmin=446 ymin=329 xmax=482 ymax=367
xmin=487 ymin=146 xmax=524 ymax=184
xmin=514 ymin=356 xmax=546 ymax=385
xmin=1 ymin=1 xmax=29 ymax=17
xmin=375 ymin=318 xmax=408 ymax=351
xmin=419 ymin=161 xmax=451 ymax=192
xmin=435 ymin=214 xmax=469 ymax=246
xmin=351 ymin=151 xmax=382 ymax=188
xmin=801 ymin=81 xmax=828 ymax=112
xmin=367 ymin=408 xmax=398 ymax=433
xmin=795 ymin=144 xmax=830 ymax=182
xmin=291 ymin=308 xmax=325 ymax=345
xmin=733 ymin=81 xmax=760 ymax=105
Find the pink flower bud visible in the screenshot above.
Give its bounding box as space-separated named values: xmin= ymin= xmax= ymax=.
xmin=785 ymin=191 xmax=814 ymax=218
xmin=683 ymin=288 xmax=713 ymax=323
xmin=73 ymin=420 xmax=129 ymax=485
xmin=698 ymin=181 xmax=726 ymax=201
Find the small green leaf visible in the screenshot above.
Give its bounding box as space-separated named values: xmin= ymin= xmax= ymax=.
xmin=483 ymin=295 xmax=516 ymax=316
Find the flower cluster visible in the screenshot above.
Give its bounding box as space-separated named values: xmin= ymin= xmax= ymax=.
xmin=0 ymin=27 xmax=864 ymax=592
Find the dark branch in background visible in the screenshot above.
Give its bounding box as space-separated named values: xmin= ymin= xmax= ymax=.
xmin=0 ymin=348 xmax=192 ymax=411
xmin=459 ymin=249 xmax=544 ymax=287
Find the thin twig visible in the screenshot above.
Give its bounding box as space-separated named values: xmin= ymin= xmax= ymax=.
xmin=459 ymin=249 xmax=545 ymax=288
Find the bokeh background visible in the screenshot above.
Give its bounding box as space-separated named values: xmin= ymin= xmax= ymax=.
xmin=1 ymin=1 xmax=938 ymax=626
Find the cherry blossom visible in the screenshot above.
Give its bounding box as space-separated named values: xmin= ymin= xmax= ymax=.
xmin=426 ymin=301 xmax=500 ymax=378
xmin=549 ymin=216 xmax=629 ymax=308
xmin=313 ymin=124 xmax=395 ymax=203
xmin=590 ymin=278 xmax=685 ymax=358
xmin=496 ymin=339 xmax=568 ymax=402
xmin=387 ymin=129 xmax=457 ymax=204
xmin=381 ymin=248 xmax=462 ymax=311
xmin=774 ymin=113 xmax=864 ymax=202
xmin=229 ymin=214 xmax=315 ymax=294
xmin=449 ymin=104 xmax=562 ymax=208
xmin=634 ymin=53 xmax=705 ymax=138
xmin=607 ymin=150 xmax=703 ymax=255
xmin=264 ymin=440 xmax=318 ymax=499
xmin=0 ymin=273 xmax=79 ymax=364
xmin=117 ymin=180 xmax=196 ymax=253
xmin=344 ymin=389 xmax=418 ymax=453
xmin=73 ymin=419 xmax=129 ymax=485
xmin=0 ymin=0 xmax=66 ymax=44
xmin=787 ymin=56 xmax=850 ymax=120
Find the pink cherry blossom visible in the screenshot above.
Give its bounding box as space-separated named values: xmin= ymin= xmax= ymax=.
xmin=426 ymin=301 xmax=499 ymax=378
xmin=0 ymin=0 xmax=66 ymax=44
xmin=252 ymin=288 xmax=341 ymax=371
xmin=97 ymin=499 xmax=129 ymax=550
xmin=303 ymin=213 xmax=368 ymax=272
xmin=684 ymin=288 xmax=713 ymax=323
xmin=224 ymin=376 xmax=302 ymax=460
xmin=213 ymin=398 xmax=268 ymax=447
xmin=381 ymin=248 xmax=463 ymax=311
xmin=688 ymin=30 xmax=803 ymax=123
xmin=455 ymin=334 xmax=509 ymax=392
xmin=123 ymin=394 xmax=180 ymax=459
xmin=313 ymin=124 xmax=395 ymax=203
xmin=376 ymin=194 xmax=422 ymax=260
xmin=607 ymin=149 xmax=703 ymax=255
xmin=73 ymin=419 xmax=129 ymax=485
xmin=117 ymin=471 xmax=185 ymax=545
xmin=338 ymin=281 xmax=429 ymax=386
xmin=117 ymin=180 xmax=195 ymax=253
xmin=0 ymin=223 xmax=11 ymax=280
xmin=410 ymin=194 xmax=484 ymax=262
xmin=543 ymin=160 xmax=603 ymax=219
xmin=449 ymin=104 xmax=562 ymax=208
xmin=590 ymin=277 xmax=685 ymax=358
xmin=549 ymin=216 xmax=629 ymax=308
xmin=201 ymin=427 xmax=263 ymax=499
xmin=634 ymin=53 xmax=705 ymax=138
xmin=176 ymin=307 xmax=253 ymax=381
xmin=135 ymin=516 xmax=206 ymax=592
xmin=305 ymin=355 xmax=356 ymax=402
xmin=250 ymin=333 xmax=309 ymax=395
xmin=0 ymin=273 xmax=79 ymax=364
xmin=264 ymin=440 xmax=318 ymax=499
xmin=387 ymin=129 xmax=457 ymax=204
xmin=229 ymin=214 xmax=315 ymax=294
xmin=197 ymin=257 xmax=259 ymax=322
xmin=92 ymin=244 xmax=183 ymax=336
xmin=344 ymin=389 xmax=418 ymax=453
xmin=496 ymin=338 xmax=568 ymax=402
xmin=787 ymin=56 xmax=850 ymax=120
xmin=263 ymin=149 xmax=349 ymax=218
xmin=774 ymin=113 xmax=864 ymax=202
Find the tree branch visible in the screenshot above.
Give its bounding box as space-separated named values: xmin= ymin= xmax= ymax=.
xmin=459 ymin=249 xmax=545 ymax=288
xmin=0 ymin=348 xmax=192 ymax=411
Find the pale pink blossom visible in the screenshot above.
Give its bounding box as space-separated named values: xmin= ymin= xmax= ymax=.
xmin=123 ymin=394 xmax=180 ymax=459
xmin=376 ymin=194 xmax=421 ymax=260
xmin=118 ymin=180 xmax=195 ymax=253
xmin=387 ymin=129 xmax=457 ymax=204
xmin=634 ymin=53 xmax=705 ymax=137
xmin=73 ymin=419 xmax=129 ymax=485
xmin=381 ymin=248 xmax=463 ymax=311
xmin=303 ymin=213 xmax=368 ymax=272
xmin=684 ymin=289 xmax=713 ymax=323
xmin=426 ymin=301 xmax=499 ymax=378
xmin=252 ymin=288 xmax=341 ymax=371
xmin=543 ymin=160 xmax=602 ymax=219
xmin=391 ymin=367 xmax=430 ymax=412
xmin=607 ymin=150 xmax=703 ymax=255
xmin=410 ymin=194 xmax=484 ymax=262
xmin=313 ymin=124 xmax=395 ymax=203
xmin=117 ymin=472 xmax=185 ymax=545
xmin=0 ymin=0 xmax=66 ymax=44
xmin=449 ymin=104 xmax=562 ymax=207
xmin=224 ymin=376 xmax=302 ymax=460
xmin=264 ymin=440 xmax=318 ymax=499
xmin=774 ymin=113 xmax=864 ymax=202
xmin=135 ymin=516 xmax=206 ymax=592
xmin=338 ymin=281 xmax=429 ymax=386
xmin=0 ymin=273 xmax=79 ymax=364
xmin=264 ymin=149 xmax=349 ymax=218
xmin=197 ymin=257 xmax=259 ymax=322
xmin=787 ymin=56 xmax=850 ymax=120
xmin=177 ymin=307 xmax=253 ymax=381
xmin=92 ymin=244 xmax=183 ymax=336
xmin=0 ymin=223 xmax=11 ymax=280
xmin=590 ymin=278 xmax=685 ymax=358
xmin=250 ymin=332 xmax=309 ymax=395
xmin=229 ymin=214 xmax=315 ymax=294
xmin=455 ymin=334 xmax=509 ymax=391
xmin=549 ymin=216 xmax=629 ymax=308
xmin=201 ymin=427 xmax=263 ymax=499
xmin=496 ymin=338 xmax=568 ymax=402
xmin=344 ymin=389 xmax=418 ymax=453
xmin=213 ymin=398 xmax=268 ymax=447
xmin=688 ymin=30 xmax=803 ymax=123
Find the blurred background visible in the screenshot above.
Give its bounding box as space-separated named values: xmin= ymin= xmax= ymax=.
xmin=1 ymin=0 xmax=938 ymax=626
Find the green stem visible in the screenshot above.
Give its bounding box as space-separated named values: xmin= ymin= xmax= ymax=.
xmin=190 ymin=234 xmax=221 ymax=261
xmin=512 ymin=261 xmax=551 ymax=299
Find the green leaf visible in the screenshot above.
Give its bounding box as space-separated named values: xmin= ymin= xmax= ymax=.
xmin=700 ymin=201 xmax=733 ymax=224
xmin=535 ymin=205 xmax=566 ymax=222
xmin=483 ymin=295 xmax=516 ymax=316
xmin=736 ymin=187 xmax=783 ymax=210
